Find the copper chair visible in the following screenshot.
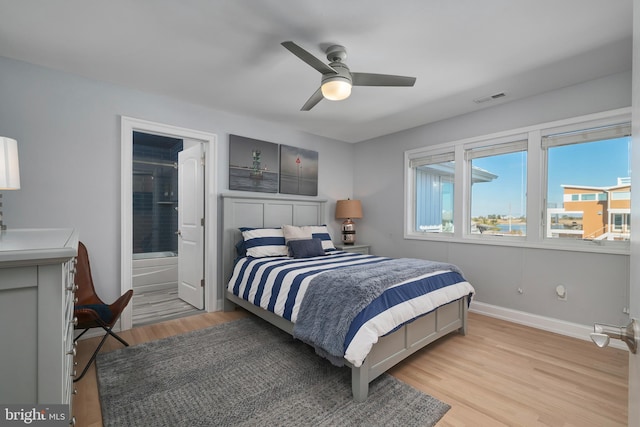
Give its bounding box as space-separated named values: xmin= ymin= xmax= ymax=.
xmin=73 ymin=241 xmax=133 ymax=382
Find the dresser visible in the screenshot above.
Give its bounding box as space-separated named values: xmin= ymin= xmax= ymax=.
xmin=0 ymin=228 xmax=78 ymax=424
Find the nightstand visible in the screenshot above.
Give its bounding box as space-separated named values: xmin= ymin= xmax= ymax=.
xmin=335 ymin=244 xmax=370 ymax=255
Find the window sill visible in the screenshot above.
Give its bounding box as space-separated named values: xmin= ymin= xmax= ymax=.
xmin=404 ymin=232 xmax=630 ymax=255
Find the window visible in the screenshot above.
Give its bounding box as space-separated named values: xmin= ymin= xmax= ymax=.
xmin=612 ymin=191 xmax=630 ymax=201
xmin=404 ymin=108 xmax=631 ymax=253
xmin=543 ymin=122 xmax=631 ymax=242
xmin=410 ymin=152 xmax=455 ymax=233
xmin=613 ymin=214 xmax=623 ymax=231
xmin=466 ymin=141 xmax=527 ymax=237
xmin=565 ymin=193 xmax=609 ymax=202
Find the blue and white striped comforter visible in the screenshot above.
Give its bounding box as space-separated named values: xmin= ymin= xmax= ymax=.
xmin=227 ymin=251 xmax=474 ymax=367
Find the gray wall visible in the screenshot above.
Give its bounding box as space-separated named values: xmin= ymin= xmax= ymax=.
xmin=353 ymin=70 xmax=632 ymax=326
xmin=0 ymin=56 xmax=355 ymax=303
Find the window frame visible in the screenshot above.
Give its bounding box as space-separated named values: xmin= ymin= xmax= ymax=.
xmin=404 ymin=107 xmax=632 ymax=254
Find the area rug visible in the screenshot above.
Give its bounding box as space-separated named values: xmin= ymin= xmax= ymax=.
xmin=96 ymin=316 xmax=450 ymax=427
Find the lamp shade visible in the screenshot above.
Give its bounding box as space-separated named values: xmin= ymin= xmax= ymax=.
xmin=335 ymin=199 xmax=363 ymax=219
xmin=0 ymin=137 xmax=20 ymax=190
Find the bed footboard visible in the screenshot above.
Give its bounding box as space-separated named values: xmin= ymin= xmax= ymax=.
xmin=226 ymin=291 xmax=468 ymax=402
xmin=349 ymin=295 xmax=468 ymax=402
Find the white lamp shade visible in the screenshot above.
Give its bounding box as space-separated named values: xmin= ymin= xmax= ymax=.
xmin=0 ymin=137 xmax=21 ymax=190
xmin=321 ymin=79 xmax=352 ymax=101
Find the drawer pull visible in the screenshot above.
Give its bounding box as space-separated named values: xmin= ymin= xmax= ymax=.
xmin=70 ymin=415 xmax=76 ymax=426
xmin=71 ymin=369 xmax=77 ymax=377
xmin=67 ymin=347 xmax=76 ymax=357
xmin=71 ymin=317 xmax=78 ymax=327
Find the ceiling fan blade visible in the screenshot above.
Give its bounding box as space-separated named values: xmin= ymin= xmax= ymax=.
xmin=281 ymin=41 xmax=338 ymax=75
xmin=301 ymin=87 xmax=324 ymax=111
xmin=351 ymin=72 xmax=416 ymax=87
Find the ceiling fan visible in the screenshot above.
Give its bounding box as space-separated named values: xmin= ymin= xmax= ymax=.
xmin=281 ymin=41 xmax=417 ymax=111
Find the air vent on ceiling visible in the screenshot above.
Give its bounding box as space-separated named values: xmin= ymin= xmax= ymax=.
xmin=473 ymin=91 xmax=507 ymax=104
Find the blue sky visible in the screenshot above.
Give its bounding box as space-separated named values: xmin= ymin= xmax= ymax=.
xmin=471 ymin=136 xmax=631 ymax=218
xmin=472 ymin=151 xmax=527 ymax=217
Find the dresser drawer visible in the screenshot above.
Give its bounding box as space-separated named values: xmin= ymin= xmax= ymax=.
xmin=64 ymin=258 xmax=77 ymax=312
xmin=62 ymin=329 xmax=76 ymax=404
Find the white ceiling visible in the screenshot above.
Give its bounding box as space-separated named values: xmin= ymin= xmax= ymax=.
xmin=0 ymin=0 xmax=633 ymax=143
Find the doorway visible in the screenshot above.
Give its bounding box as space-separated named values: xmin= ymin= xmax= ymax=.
xmin=120 ymin=116 xmax=217 ymax=330
xmin=130 ymin=132 xmax=202 ymax=325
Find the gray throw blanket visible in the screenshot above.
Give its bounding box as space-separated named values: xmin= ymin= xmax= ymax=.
xmin=292 ymin=257 xmax=463 ymax=366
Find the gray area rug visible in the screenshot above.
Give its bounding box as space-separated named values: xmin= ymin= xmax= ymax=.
xmin=96 ymin=316 xmax=450 ymax=427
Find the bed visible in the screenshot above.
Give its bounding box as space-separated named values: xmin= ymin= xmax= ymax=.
xmin=221 ymin=194 xmax=474 ymax=402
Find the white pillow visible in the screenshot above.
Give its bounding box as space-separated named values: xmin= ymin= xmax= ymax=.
xmin=282 ymin=224 xmax=336 ymax=251
xmin=240 ymin=227 xmax=289 ymax=258
xmin=281 ymin=224 xmax=308 ymax=241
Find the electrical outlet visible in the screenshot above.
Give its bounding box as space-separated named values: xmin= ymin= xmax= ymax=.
xmin=556 ymin=284 xmax=567 ymax=301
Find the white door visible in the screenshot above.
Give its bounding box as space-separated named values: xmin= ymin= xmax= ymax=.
xmin=177 ymin=144 xmax=204 ymax=309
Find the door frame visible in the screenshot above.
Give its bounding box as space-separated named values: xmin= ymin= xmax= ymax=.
xmin=120 ymin=116 xmax=217 ymax=330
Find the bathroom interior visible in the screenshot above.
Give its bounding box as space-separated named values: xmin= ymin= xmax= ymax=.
xmin=131 ymin=131 xmax=202 ymax=325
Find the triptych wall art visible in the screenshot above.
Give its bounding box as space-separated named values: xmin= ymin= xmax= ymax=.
xmin=228 ymin=134 xmax=318 ymax=196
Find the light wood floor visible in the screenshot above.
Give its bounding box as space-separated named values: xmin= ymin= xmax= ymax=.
xmin=132 ymin=286 xmax=203 ymax=326
xmin=73 ymin=311 xmax=628 ymax=427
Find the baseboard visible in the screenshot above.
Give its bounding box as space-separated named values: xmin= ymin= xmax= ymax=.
xmin=469 ymin=301 xmax=627 ymax=351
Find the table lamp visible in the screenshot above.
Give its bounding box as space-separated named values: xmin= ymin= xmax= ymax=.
xmin=335 ymin=199 xmax=363 ymax=245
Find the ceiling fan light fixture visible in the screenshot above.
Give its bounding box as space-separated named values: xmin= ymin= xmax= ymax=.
xmin=281 ymin=41 xmax=415 ymax=110
xmin=321 ymin=78 xmax=352 ymax=101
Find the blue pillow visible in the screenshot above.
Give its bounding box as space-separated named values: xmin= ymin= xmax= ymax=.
xmin=308 ymin=225 xmax=336 ymax=251
xmin=282 ymin=224 xmax=336 ymax=251
xmin=287 ymin=238 xmax=326 ymax=259
xmin=235 ymin=239 xmax=247 ymax=257
xmin=75 ymin=304 xmax=113 ymax=323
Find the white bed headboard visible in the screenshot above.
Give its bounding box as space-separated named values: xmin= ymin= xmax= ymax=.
xmin=221 ymin=193 xmax=327 ymax=299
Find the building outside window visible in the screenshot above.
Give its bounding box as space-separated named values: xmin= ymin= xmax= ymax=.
xmin=544 ymin=123 xmax=631 ymax=241
xmin=412 ymin=154 xmax=455 ymax=233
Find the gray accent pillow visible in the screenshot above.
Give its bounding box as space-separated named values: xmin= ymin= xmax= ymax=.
xmin=287 ymin=238 xmax=326 ymax=259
